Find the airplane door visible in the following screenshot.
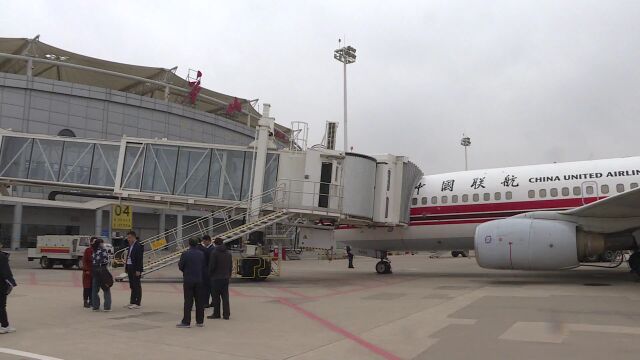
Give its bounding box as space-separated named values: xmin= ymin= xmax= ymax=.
xmin=581 ymin=181 xmax=599 ymax=205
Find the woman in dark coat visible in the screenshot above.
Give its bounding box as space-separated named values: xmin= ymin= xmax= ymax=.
xmin=82 ymin=238 xmax=96 ymax=308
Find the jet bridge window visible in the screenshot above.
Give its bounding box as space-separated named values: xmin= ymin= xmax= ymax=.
xmin=573 ymin=186 xmax=581 ymax=196
xmin=562 ymin=187 xmax=570 ymax=196
xmin=528 ymin=190 xmax=535 ymax=198
xmin=505 ymin=191 xmax=512 ymax=200
xmin=431 ymin=196 xmax=437 ymax=204
xmin=494 ymin=192 xmax=501 ymax=200
xmin=631 ymin=183 xmax=638 ymax=189
xmin=539 ymin=189 xmax=547 ymax=198
xmin=462 ymin=194 xmax=469 ymax=202
xmin=421 ymin=197 xmax=428 ymax=205
xmin=600 ymin=184 xmax=609 ymax=194
xmin=550 ymin=188 xmax=558 ymax=197
xmin=617 ymin=184 xmax=625 ymax=193
xmin=452 ymin=195 xmax=458 ymax=203
xmin=472 ymin=193 xmax=479 ymax=202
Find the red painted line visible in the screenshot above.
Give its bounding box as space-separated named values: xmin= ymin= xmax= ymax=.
xmin=276 ymin=287 xmax=312 ymax=299
xmin=29 ymin=272 xmax=37 ymax=285
xmin=170 ymin=284 xmax=182 ymax=293
xmin=278 ymin=298 xmax=401 ymax=360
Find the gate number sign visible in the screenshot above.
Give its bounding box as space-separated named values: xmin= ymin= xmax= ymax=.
xmin=112 ymin=205 xmax=132 ymax=229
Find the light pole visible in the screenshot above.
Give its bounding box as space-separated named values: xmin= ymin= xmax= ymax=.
xmin=460 ymin=134 xmax=471 ymax=171
xmin=334 ymin=40 xmax=356 ymax=152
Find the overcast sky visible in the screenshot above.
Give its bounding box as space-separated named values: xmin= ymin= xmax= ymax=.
xmin=2 ymin=0 xmax=640 ymax=174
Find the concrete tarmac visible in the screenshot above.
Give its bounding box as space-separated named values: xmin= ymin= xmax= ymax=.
xmin=2 ymin=252 xmax=640 ymax=360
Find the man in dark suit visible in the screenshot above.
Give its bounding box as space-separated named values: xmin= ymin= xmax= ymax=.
xmin=207 ymin=237 xmax=232 ymax=320
xmin=197 ymin=235 xmax=214 ymax=308
xmin=177 ymin=237 xmax=205 ymax=328
xmin=125 ymin=231 xmax=144 ymax=309
xmin=0 ymin=248 xmax=17 ymax=333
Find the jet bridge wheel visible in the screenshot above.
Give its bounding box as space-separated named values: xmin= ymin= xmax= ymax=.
xmin=375 ymin=260 xmax=392 ymax=274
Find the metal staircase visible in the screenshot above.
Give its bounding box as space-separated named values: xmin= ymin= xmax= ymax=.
xmin=114 ymin=187 xmax=292 ymax=277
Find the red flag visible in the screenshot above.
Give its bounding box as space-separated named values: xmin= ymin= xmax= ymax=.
xmin=226 ymin=98 xmax=242 ymax=115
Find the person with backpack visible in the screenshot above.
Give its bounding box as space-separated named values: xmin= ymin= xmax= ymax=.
xmin=91 ymin=238 xmax=112 ymax=312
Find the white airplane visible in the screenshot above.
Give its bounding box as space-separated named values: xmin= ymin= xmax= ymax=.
xmin=336 ymin=156 xmax=640 ymax=274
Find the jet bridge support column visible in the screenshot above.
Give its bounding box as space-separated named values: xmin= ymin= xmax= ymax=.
xmin=249 ymin=104 xmax=274 ymax=222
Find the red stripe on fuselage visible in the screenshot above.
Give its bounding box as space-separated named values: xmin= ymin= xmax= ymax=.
xmin=410 ymin=196 xmax=602 ymax=217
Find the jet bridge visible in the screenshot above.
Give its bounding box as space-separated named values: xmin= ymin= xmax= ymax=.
xmin=0 ymin=110 xmax=422 ymax=279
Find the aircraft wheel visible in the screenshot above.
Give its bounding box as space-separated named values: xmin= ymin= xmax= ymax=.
xmin=628 ymin=251 xmax=640 ymax=275
xmin=452 ymin=252 xmax=459 ymax=258
xmin=375 ymin=261 xmax=388 ymax=274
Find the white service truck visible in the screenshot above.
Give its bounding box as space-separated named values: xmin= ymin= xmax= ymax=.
xmin=27 ymin=235 xmax=112 ymax=269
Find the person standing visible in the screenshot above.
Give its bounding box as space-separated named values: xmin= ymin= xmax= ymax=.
xmin=0 ymin=248 xmax=17 ymax=334
xmin=208 ymin=237 xmax=232 ymax=320
xmin=177 ymin=237 xmax=205 ymax=328
xmin=91 ymin=239 xmax=112 ymax=312
xmin=197 ymin=235 xmax=213 ymax=308
xmin=125 ymin=231 xmax=143 ymax=309
xmin=346 ymin=246 xmax=354 ymax=269
xmin=82 ymin=238 xmax=95 ymax=308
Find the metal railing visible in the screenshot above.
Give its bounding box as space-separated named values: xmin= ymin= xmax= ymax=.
xmin=112 ymin=186 xmax=284 ymax=268
xmin=274 ymin=179 xmax=344 ymax=215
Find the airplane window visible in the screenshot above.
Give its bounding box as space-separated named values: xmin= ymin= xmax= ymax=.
xmin=550 ymin=188 xmax=558 ymax=197
xmin=412 ymin=198 xmax=418 ymax=206
xmin=452 ymin=195 xmax=458 ymax=203
xmin=473 ymin=193 xmax=479 ymax=202
xmin=617 ymin=184 xmax=625 ymax=193
xmin=539 ymin=189 xmax=547 ymax=198
xmin=506 ymin=191 xmax=512 ymax=200
xmin=462 ymin=194 xmax=469 ymax=203
xmin=431 ymin=196 xmax=438 ymax=204
xmin=631 ymin=183 xmax=638 ymax=189
xmin=562 ymin=187 xmax=570 ymax=196
xmin=573 ymin=186 xmax=581 ymax=196
xmin=483 ymin=193 xmax=490 ymax=201
xmin=586 ymin=186 xmax=594 ymax=195
xmin=494 ymin=192 xmax=501 ymax=200
xmin=601 ymin=185 xmax=609 ymax=194
xmin=421 ymin=197 xmax=428 ymax=205
xmin=441 ymin=196 xmax=448 ymax=204
xmin=528 ymin=190 xmax=535 ymax=198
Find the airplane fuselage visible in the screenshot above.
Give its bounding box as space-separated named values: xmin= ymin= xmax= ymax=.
xmin=337 ymin=156 xmax=640 ymax=255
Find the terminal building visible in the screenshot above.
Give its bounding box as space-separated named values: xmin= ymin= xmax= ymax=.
xmin=0 ymin=36 xmax=291 ymax=248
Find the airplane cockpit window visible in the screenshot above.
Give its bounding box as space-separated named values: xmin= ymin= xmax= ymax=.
xmin=550 ymin=188 xmax=558 ymax=197
xmin=452 ymin=195 xmax=458 ymax=203
xmin=462 ymin=194 xmax=469 ymax=202
xmin=441 ymin=196 xmax=448 ymax=204
xmin=472 ymin=194 xmax=479 ymax=202
xmin=539 ymin=189 xmax=547 ymax=198
xmin=601 ymin=185 xmax=609 ymax=194
xmin=528 ymin=190 xmax=535 ymax=198
xmin=431 ymin=196 xmax=438 ymax=204
xmin=617 ymin=184 xmax=625 ymax=193
xmin=494 ymin=192 xmax=501 ymax=200
xmin=483 ymin=193 xmax=490 ymax=201
xmin=631 ymin=183 xmax=638 ymax=189
xmin=421 ymin=197 xmax=428 ymax=205
xmin=505 ymin=191 xmax=512 ymax=200
xmin=562 ymin=187 xmax=570 ymax=196
xmin=573 ymin=186 xmax=581 ymax=196
xmin=586 ymin=186 xmax=594 ymax=195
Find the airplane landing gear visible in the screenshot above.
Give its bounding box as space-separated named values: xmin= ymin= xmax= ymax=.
xmin=375 ymin=251 xmax=392 ymax=274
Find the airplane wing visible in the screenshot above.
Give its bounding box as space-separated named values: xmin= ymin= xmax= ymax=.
xmin=561 ymin=187 xmax=640 ymax=218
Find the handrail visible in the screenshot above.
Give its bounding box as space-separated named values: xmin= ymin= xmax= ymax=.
xmin=113 ymin=186 xmax=283 ymax=265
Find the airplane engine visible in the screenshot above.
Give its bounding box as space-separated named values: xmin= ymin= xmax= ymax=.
xmin=474 ymin=218 xmax=579 ymax=270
